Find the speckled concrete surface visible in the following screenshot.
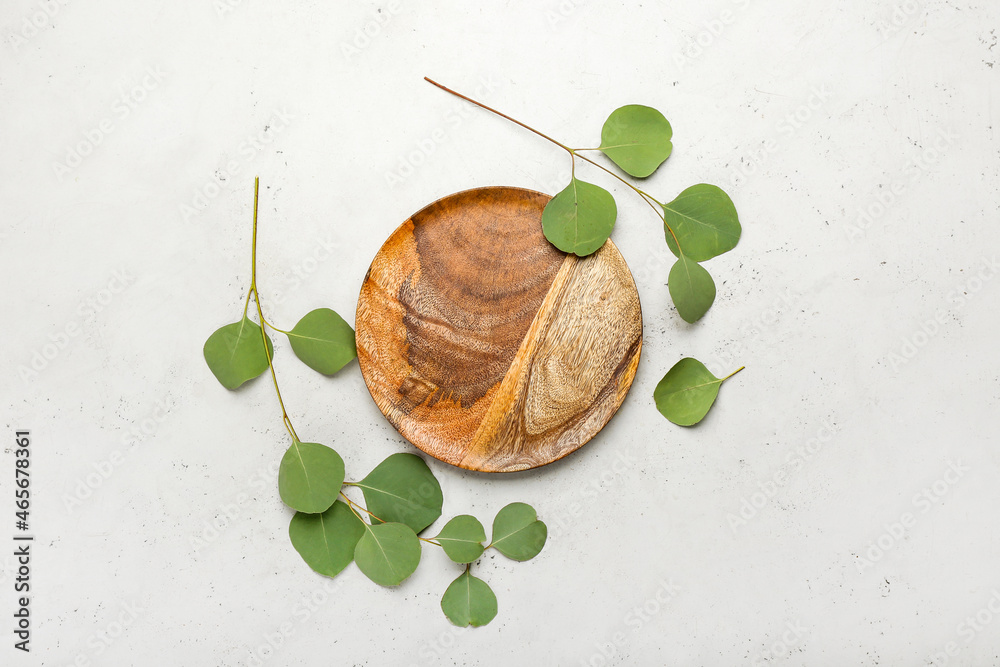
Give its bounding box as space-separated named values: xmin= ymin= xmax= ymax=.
xmin=1 ymin=1 xmax=999 ymax=665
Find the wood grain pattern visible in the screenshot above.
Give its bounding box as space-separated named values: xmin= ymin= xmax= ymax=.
xmin=356 ymin=187 xmax=642 ymax=472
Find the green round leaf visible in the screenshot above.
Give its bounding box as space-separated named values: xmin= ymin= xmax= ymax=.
xmin=356 ymin=453 xmax=443 ymax=533
xmin=288 ymin=500 xmax=365 ymax=578
xmin=287 ymin=308 xmax=357 ymax=375
xmin=278 ymin=441 xmax=345 ymax=514
xmin=653 ymin=357 xmax=740 ymax=426
xmin=432 ymin=515 xmax=486 ymax=564
xmin=599 ymin=104 xmax=673 ymax=178
xmin=203 ymin=317 xmax=273 ymax=390
xmin=541 ymin=178 xmax=617 ymax=257
xmin=354 ymin=522 xmax=421 ymax=586
xmin=668 ymin=256 xmax=716 ymax=323
xmin=490 ymin=502 xmax=547 ymax=561
xmin=662 ymin=184 xmax=741 ymax=262
xmin=441 ymin=570 xmax=498 ymax=627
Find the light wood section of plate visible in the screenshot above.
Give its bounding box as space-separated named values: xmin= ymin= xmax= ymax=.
xmin=356 ymin=187 xmax=642 ymax=472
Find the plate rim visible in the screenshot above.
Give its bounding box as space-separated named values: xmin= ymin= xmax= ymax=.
xmin=355 ymin=184 xmax=644 ymax=473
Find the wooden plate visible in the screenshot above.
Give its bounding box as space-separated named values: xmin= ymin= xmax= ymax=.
xmin=356 ymin=186 xmax=642 ymax=472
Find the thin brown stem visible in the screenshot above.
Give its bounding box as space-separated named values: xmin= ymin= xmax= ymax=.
xmin=342 ymin=495 xmax=366 ymax=523
xmin=424 ymin=77 xmax=572 ymax=152
xmin=423 ymin=76 xmax=684 ymax=255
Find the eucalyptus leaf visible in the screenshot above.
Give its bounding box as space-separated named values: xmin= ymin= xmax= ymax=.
xmin=490 ymin=503 xmax=547 ymax=561
xmin=668 ymin=256 xmax=716 ymax=323
xmin=432 ymin=515 xmax=486 ymax=564
xmin=542 ymin=178 xmax=617 ymax=257
xmin=662 ymin=184 xmax=741 ymax=262
xmin=287 ymin=308 xmax=357 ymax=375
xmin=354 ymin=522 xmax=421 ymax=586
xmin=288 ymin=500 xmax=365 ymax=578
xmin=599 ymin=104 xmax=673 ymax=178
xmin=653 ymin=357 xmax=742 ymax=426
xmin=203 ymin=316 xmax=273 ymax=390
xmin=278 ymin=441 xmax=345 ymax=514
xmin=441 ymin=570 xmax=498 ymax=627
xmin=355 ymin=453 xmax=443 ymax=533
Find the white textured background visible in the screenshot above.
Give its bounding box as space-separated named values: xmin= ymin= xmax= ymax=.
xmin=1 ymin=0 xmax=998 ymax=665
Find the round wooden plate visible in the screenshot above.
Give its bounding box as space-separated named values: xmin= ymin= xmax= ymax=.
xmin=356 ymin=186 xmax=642 ymax=472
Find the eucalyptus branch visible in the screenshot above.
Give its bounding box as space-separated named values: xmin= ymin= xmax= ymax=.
xmin=423 ymin=76 xmax=743 ymax=327
xmin=423 ymin=77 xmax=684 ymax=254
xmin=203 ymin=180 xmax=548 ymax=626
